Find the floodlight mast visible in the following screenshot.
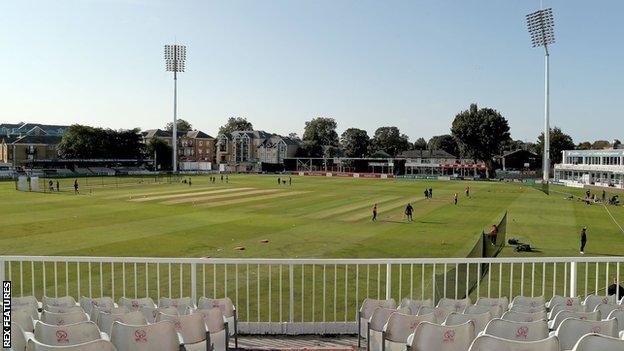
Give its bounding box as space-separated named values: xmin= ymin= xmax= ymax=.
xmin=526 ymin=8 xmax=555 ymax=184
xmin=164 ymin=44 xmax=186 ymax=173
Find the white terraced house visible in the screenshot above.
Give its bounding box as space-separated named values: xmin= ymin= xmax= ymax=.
xmin=555 ymin=149 xmax=624 ymax=188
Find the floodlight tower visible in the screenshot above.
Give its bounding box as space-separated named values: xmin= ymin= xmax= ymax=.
xmin=526 ymin=8 xmax=555 ymax=183
xmin=164 ymin=44 xmax=186 ymax=173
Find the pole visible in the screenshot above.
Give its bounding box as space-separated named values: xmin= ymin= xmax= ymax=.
xmin=543 ymin=48 xmax=550 ymax=183
xmin=173 ymin=69 xmax=178 ymax=173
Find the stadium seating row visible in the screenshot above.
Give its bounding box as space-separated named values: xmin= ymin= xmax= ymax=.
xmin=358 ymin=294 xmax=624 ymax=351
xmin=9 ymin=295 xmax=237 ymax=351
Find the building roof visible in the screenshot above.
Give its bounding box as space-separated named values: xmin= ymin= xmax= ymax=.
xmin=500 ymin=149 xmax=539 ymax=158
xmin=564 ymin=149 xmax=624 ymax=157
xmin=0 ymin=122 xmax=69 ymax=136
xmin=142 ymin=129 xmax=213 ymax=139
xmin=185 ymin=130 xmax=213 ymax=139
xmin=11 ymin=135 xmax=62 ymax=145
xmin=399 ymin=149 xmax=457 ymax=159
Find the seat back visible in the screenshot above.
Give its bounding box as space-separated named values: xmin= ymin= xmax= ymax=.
xmin=13 ymin=296 xmax=39 ymax=310
xmin=90 ymin=306 xmax=128 ymax=324
xmin=444 ymin=312 xmax=491 ymax=333
xmin=549 ymin=303 xmax=584 ymax=319
xmin=43 ymin=296 xmax=77 ymax=309
xmin=97 ymin=310 xmax=147 ymax=335
xmin=501 ymin=310 xmax=547 ymax=323
xmin=509 ymin=304 xmax=545 ymax=313
xmin=194 ymin=308 xmax=226 ymax=333
xmin=384 ymin=312 xmax=435 ymax=343
xmin=596 ymin=304 xmax=623 ymax=319
xmin=156 ymin=312 xmax=207 ymax=344
xmin=11 ymin=324 xmax=28 ymax=351
xmin=555 ymin=318 xmax=618 ymax=350
xmin=510 ymin=296 xmax=545 ymax=309
xmin=12 ymin=308 xmax=36 ymax=332
xmin=117 ymin=297 xmax=156 ymax=311
xmin=607 ymin=309 xmax=624 ymax=332
xmin=110 ymin=321 xmax=180 ymax=351
xmin=158 ymin=297 xmax=194 ymax=315
xmin=548 ymin=295 xmax=581 ymax=309
xmin=198 ymin=297 xmax=236 ymax=318
xmin=80 ymin=297 xmax=115 ymax=314
xmin=399 ymin=299 xmax=433 ymax=315
xmin=476 ymin=297 xmax=509 ymax=312
xmin=140 ymin=306 xmax=179 ymax=323
xmin=464 ymin=305 xmax=503 ymax=319
xmin=34 ymin=321 xmax=102 ymax=346
xmin=584 ymin=295 xmax=616 ymax=313
xmin=44 ymin=306 xmax=84 ymax=314
xmin=26 ymin=339 xmax=116 ymax=351
xmin=469 ymin=334 xmax=559 ymax=351
xmin=551 ymin=310 xmax=600 ymax=331
xmin=437 ymin=298 xmax=471 ymax=313
xmin=41 ymin=310 xmax=88 ymax=326
xmin=418 ymin=306 xmax=453 ymax=324
xmin=483 ymin=318 xmax=549 ymax=342
xmin=571 ymin=333 xmax=624 ymax=351
xmin=410 ymin=321 xmax=475 ymax=351
xmin=368 ymin=307 xmax=396 ymax=332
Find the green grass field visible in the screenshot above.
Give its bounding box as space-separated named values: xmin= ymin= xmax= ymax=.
xmin=2 ymin=175 xmax=623 ymax=258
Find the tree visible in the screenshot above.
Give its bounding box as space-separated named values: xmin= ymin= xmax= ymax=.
xmin=412 ymin=137 xmax=428 ymax=150
xmin=428 ymin=134 xmax=460 ymax=157
xmin=146 ymin=137 xmax=173 ymax=170
xmin=451 ymin=103 xmax=511 ymax=163
xmin=614 ymin=139 xmax=622 ymax=149
xmin=340 ymin=128 xmax=370 ymax=157
xmin=591 ymin=140 xmax=611 ymax=150
xmin=295 ymin=140 xmax=323 ymax=157
xmin=370 ymin=126 xmax=410 ymax=157
xmin=288 ymin=133 xmax=301 ymax=140
xmin=165 ymin=119 xmax=193 ymax=133
xmin=58 ymin=125 xmax=144 ymax=159
xmin=302 ymin=117 xmax=339 ymax=147
xmin=576 ymin=141 xmax=592 ymax=150
xmin=537 ymin=127 xmax=575 ymax=165
xmin=218 ymin=117 xmax=253 ymax=136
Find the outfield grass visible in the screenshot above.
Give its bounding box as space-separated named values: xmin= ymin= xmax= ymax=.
xmin=1 ymin=175 xmax=623 ymax=258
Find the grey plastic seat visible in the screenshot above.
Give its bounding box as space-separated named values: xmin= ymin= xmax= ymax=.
xmin=554 ymin=317 xmax=618 ymax=350
xmin=110 ymin=320 xmax=182 ymax=351
xmin=198 ymin=297 xmax=240 ymax=349
xmin=44 ymin=306 xmax=85 ymax=314
xmin=444 ymin=311 xmax=491 ymax=334
xmin=464 ymin=305 xmax=503 ymax=319
xmin=607 ymin=309 xmax=624 ymax=333
xmin=117 ymin=297 xmax=156 ymax=311
xmin=79 ymin=297 xmax=116 ymax=315
xmin=437 ymin=298 xmax=471 ymax=313
xmin=501 ymin=310 xmax=547 ymax=323
xmin=34 ymin=321 xmax=106 ymax=347
xmin=158 ymin=297 xmax=195 ymax=315
xmin=26 ymin=339 xmax=116 ymax=351
xmin=42 ymin=296 xmax=77 ymax=309
xmin=383 ymin=312 xmax=435 ymax=351
xmin=549 ymin=310 xmax=600 ymax=330
xmin=468 ymin=334 xmax=559 ymax=351
xmin=510 ymin=296 xmax=545 ymax=310
xmin=476 ymin=297 xmax=509 ymax=312
xmin=156 ymin=312 xmax=209 ymax=351
xmin=547 ymin=295 xmax=581 ymax=309
xmin=367 ymin=307 xmax=397 ymax=351
xmin=194 ymin=308 xmax=228 ymax=351
xmin=398 ymin=299 xmax=433 ymax=315
xmin=548 ymin=303 xmax=584 ymax=320
xmin=12 ymin=307 xmax=37 ymax=332
xmin=583 ymin=295 xmax=616 ymax=313
xmin=571 ymin=333 xmax=624 ymax=351
xmin=410 ymin=321 xmax=475 ymax=351
xmin=417 ymin=306 xmax=453 ymax=324
xmin=41 ymin=310 xmax=89 ymax=326
xmin=482 ymin=318 xmax=549 ymax=342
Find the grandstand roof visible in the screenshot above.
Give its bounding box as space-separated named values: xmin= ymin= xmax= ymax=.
xmin=399 ymin=149 xmax=457 ymax=159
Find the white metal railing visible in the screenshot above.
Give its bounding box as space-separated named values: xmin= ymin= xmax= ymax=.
xmin=1 ymin=256 xmax=623 ymax=334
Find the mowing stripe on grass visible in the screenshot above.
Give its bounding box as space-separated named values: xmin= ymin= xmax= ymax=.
xmin=340 ymin=196 xmax=426 ymax=222
xmin=103 ymin=185 xmax=217 ymax=199
xmin=131 ymin=187 xmax=253 ymax=202
xmin=603 ymin=205 xmax=624 ymax=234
xmin=306 ymin=195 xmax=401 ymax=219
xmin=161 ymin=189 xmax=279 ymax=205
xmin=198 ymin=191 xmax=309 ymax=208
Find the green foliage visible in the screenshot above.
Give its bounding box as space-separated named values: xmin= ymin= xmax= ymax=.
xmin=295 ymin=140 xmax=323 ymax=157
xmin=57 ymin=125 xmax=144 ymax=159
xmin=428 ymin=135 xmax=460 ymax=157
xmin=146 ymin=137 xmax=173 ymax=170
xmin=451 ymin=103 xmax=511 ymax=163
xmin=340 ymin=128 xmax=370 ymax=157
xmin=370 ymin=126 xmax=410 ymax=157
xmin=412 ymin=137 xmax=428 ymax=150
xmin=576 ymin=141 xmax=592 ymax=150
xmin=165 ymin=119 xmax=193 ymax=133
xmin=591 ymin=140 xmax=611 ymax=150
xmin=302 ymin=117 xmax=339 ymax=147
xmin=537 ymin=127 xmax=575 ymax=165
xmin=218 ymin=117 xmax=253 ymax=136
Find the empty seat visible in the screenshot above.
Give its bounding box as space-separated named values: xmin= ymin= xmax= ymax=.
xmin=595 ymin=304 xmax=623 ymax=319
xmin=44 ymin=306 xmax=85 ymax=314
xmin=79 ymin=297 xmax=116 ymax=315
xmin=117 ymin=297 xmax=156 ymax=311
xmin=158 ymin=297 xmax=195 ymax=315
xmin=97 ymin=310 xmax=147 ymax=335
xmin=357 ymin=299 xmax=397 ymax=347
xmin=368 ymin=307 xmax=396 ymax=351
xmin=110 ymin=321 xmax=182 ymax=351
xmin=12 ymin=307 xmax=37 ymax=332
xmin=410 ymin=321 xmax=475 ymax=351
xmin=13 ymin=296 xmax=40 ymax=310
xmin=555 ymin=318 xmax=618 ymax=350
xmin=549 ymin=310 xmax=600 ymax=330
xmin=583 ymin=295 xmax=616 ymax=313
xmin=42 ymin=296 xmax=77 ymax=309
xmin=11 ymin=324 xmax=29 ymax=351
xmin=418 ymin=306 xmax=453 ymax=324
xmin=140 ymin=306 xmax=178 ymax=323
xmin=26 ymin=339 xmax=116 ymax=351
xmin=444 ymin=312 xmax=491 ymax=334
xmin=482 ymin=318 xmax=549 ymax=342
xmin=156 ymin=312 xmax=209 ymax=351
xmin=464 ymin=305 xmax=503 ymax=319
xmin=89 ymin=306 xmax=129 ymax=325
xmin=468 ymin=334 xmax=560 ymax=351
xmin=34 ymin=321 xmax=105 ymax=346
xmin=501 ymin=310 xmax=547 ymax=323
xmin=510 ymin=296 xmax=545 ymax=309
xmin=398 ymin=299 xmax=433 ymax=315
xmin=198 ymin=297 xmax=238 ymax=348
xmin=549 ymin=303 xmax=584 ymax=320
xmin=607 ymin=309 xmax=624 ymax=333
xmin=41 ymin=310 xmax=88 ymax=326
xmin=194 ymin=308 xmax=228 ymax=351
xmin=547 ymin=295 xmax=581 ymax=309
xmin=383 ymin=312 xmax=435 ymax=351
xmin=509 ymin=304 xmax=546 ymax=314
xmin=437 ymin=298 xmax=471 ymax=313
xmin=571 ymin=333 xmax=624 ymax=351
xmin=475 ymin=297 xmax=508 ymax=311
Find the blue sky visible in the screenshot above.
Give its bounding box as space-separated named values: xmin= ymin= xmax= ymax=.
xmin=2 ymin=0 xmax=623 ymax=143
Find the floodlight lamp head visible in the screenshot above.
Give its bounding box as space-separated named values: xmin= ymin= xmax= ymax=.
xmin=164 ymin=44 xmax=187 ymax=72
xmin=526 ymin=8 xmax=555 ymax=48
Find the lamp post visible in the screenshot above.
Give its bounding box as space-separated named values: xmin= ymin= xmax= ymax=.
xmin=164 ymin=44 xmax=186 ymax=173
xmin=526 ymin=8 xmax=555 ymax=183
